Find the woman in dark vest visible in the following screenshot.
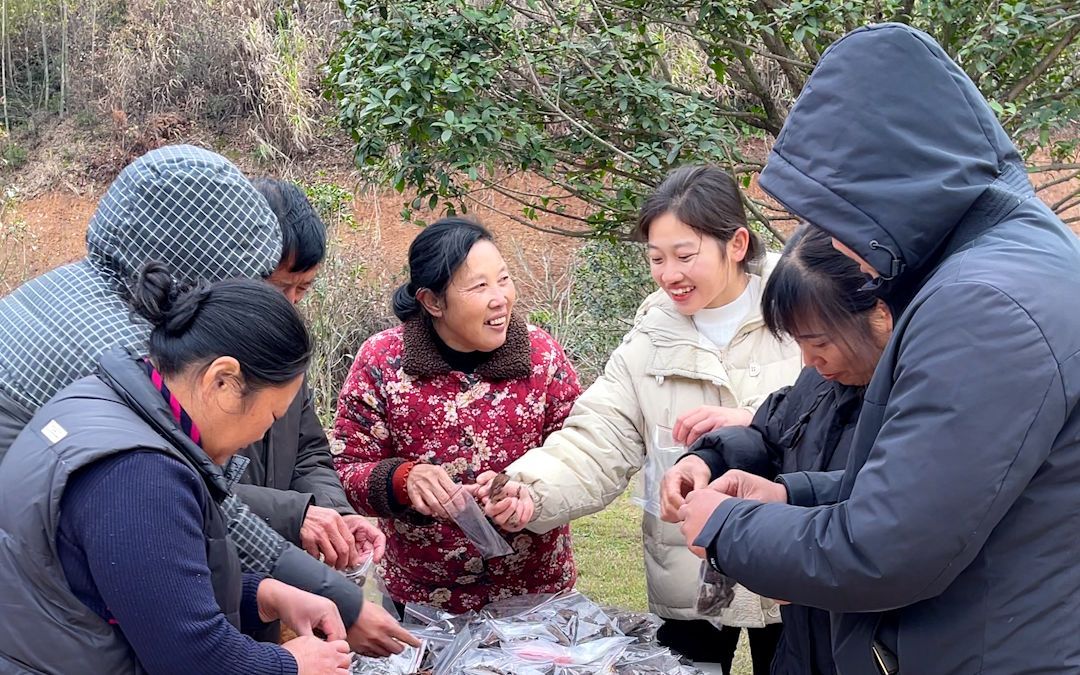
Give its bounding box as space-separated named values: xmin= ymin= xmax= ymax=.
xmin=660 ymin=225 xmax=894 ymax=675
xmin=0 ymin=262 xmax=352 ymax=674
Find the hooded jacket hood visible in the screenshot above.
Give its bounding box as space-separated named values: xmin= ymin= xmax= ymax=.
xmin=86 ymin=144 xmax=281 ymax=291
xmin=759 ymin=23 xmax=1029 ymax=301
xmin=0 ymin=144 xmax=281 ymax=416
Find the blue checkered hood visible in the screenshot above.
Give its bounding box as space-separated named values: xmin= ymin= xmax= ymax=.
xmin=0 ymin=144 xmax=282 ymax=413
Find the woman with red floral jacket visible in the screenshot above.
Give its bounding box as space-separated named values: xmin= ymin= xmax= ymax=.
xmin=332 ymin=217 xmax=581 ymax=613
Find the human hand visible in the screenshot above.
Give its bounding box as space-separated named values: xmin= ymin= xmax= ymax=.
xmin=676 ymin=488 xmax=732 ymax=558
xmin=660 ymin=455 xmax=713 ymax=523
xmin=281 ymin=635 xmax=351 ymax=675
xmin=346 ymin=600 xmax=422 ymax=657
xmin=672 ymin=406 xmax=753 ymax=446
xmin=475 ymin=471 xmax=535 ymax=532
xmin=709 ymin=469 xmax=788 ymax=503
xmin=342 ymin=515 xmax=386 ymax=563
xmin=300 ymin=505 xmax=360 ymax=570
xmin=405 ymin=463 xmax=460 ymax=519
xmin=257 ymin=578 xmax=347 ymax=640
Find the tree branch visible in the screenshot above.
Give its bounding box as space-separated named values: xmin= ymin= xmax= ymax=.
xmin=511 ymin=31 xmax=644 ymax=168
xmin=463 ymin=193 xmax=597 ymax=238
xmin=1004 ymin=22 xmax=1080 ymax=103
xmin=477 ymin=177 xmax=596 ymax=224
xmin=1028 ymin=163 xmax=1080 ymax=172
xmin=726 ymin=39 xmax=785 ymax=135
xmin=741 ymin=192 xmax=788 ymax=243
xmin=1050 ymin=192 xmax=1080 ymax=214
xmin=1034 ymin=170 xmax=1080 ymax=193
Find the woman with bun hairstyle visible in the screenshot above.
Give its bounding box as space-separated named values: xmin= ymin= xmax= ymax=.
xmin=0 ymin=262 xmax=361 ymax=675
xmin=332 ymin=217 xmax=581 ymax=613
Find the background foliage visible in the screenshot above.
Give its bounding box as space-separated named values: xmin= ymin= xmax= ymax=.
xmin=326 ymin=0 xmax=1080 ymax=236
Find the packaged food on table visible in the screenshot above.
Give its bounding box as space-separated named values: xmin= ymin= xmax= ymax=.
xmin=353 ymin=589 xmax=704 ymax=674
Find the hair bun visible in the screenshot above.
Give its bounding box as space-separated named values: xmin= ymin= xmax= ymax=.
xmin=391 ymin=282 xmax=420 ymax=322
xmin=164 ymin=284 xmax=211 ymax=335
xmin=129 ymin=261 xmax=210 ymax=335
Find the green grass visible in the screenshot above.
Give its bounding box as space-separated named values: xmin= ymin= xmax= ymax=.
xmin=572 ymin=489 xmax=753 ymax=674
xmin=570 ymin=490 xmax=648 ymax=611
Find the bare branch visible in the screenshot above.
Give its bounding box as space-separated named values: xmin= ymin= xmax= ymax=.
xmin=1034 ymin=170 xmax=1080 ymax=193
xmin=1028 ymin=163 xmax=1080 ymax=172
xmin=463 ymin=193 xmax=597 ymax=238
xmin=1046 ymin=13 xmax=1080 ymax=32
xmin=741 ymin=192 xmax=788 ymax=243
xmin=1050 ymin=193 xmax=1080 ymax=214
xmin=477 ymin=177 xmax=595 ymax=224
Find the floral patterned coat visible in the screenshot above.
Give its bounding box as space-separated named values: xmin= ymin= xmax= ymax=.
xmin=332 ymin=316 xmax=581 ymax=612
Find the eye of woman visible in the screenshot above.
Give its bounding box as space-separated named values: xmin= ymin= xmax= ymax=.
xmin=677 ymin=253 xmax=697 ymax=263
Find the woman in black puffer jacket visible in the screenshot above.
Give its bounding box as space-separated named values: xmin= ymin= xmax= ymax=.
xmin=660 ymin=225 xmax=894 ymax=675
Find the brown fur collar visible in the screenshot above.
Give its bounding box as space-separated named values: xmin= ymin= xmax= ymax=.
xmin=400 ymin=314 xmax=533 ymax=380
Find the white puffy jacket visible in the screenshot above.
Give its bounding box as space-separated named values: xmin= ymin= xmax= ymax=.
xmin=507 ymin=263 xmax=801 ymax=626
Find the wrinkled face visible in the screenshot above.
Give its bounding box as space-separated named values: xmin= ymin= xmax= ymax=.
xmin=186 ymin=363 xmax=304 ymax=463
xmin=430 ymin=240 xmax=517 ymax=353
xmin=831 ymin=238 xmax=879 ymax=278
xmin=646 ymin=212 xmax=748 ymax=316
xmin=268 ymin=258 xmax=320 ymax=305
xmin=794 ymin=301 xmax=893 ymax=386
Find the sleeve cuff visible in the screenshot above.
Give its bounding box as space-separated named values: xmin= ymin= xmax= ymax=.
xmin=776 ymin=471 xmax=815 ymax=507
xmin=682 ymin=449 xmax=728 ymax=481
xmin=367 ymin=457 xmax=409 ymax=518
xmin=692 ymin=497 xmax=742 ymax=572
xmin=240 ymin=573 xmax=270 ymax=632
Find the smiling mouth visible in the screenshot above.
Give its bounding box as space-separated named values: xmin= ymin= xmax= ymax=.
xmin=669 ymin=286 xmax=695 ymax=298
xmin=485 ymin=316 xmax=507 ymax=327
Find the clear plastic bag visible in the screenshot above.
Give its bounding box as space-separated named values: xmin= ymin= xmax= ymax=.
xmin=632 ymin=425 xmax=685 ymax=517
xmin=694 ymin=560 xmax=737 ymax=616
xmin=614 ymin=644 xmax=701 ymax=674
xmin=441 ymin=486 xmax=514 ymax=559
xmin=455 ymin=649 xmax=551 ymax=675
xmin=349 ymin=640 xmax=427 ymax=674
xmin=488 ymin=618 xmax=570 ymax=645
xmin=504 ymin=635 xmax=635 ymax=669
xmin=431 ymin=625 xmax=479 ymax=675
xmin=603 ymin=606 xmax=663 ymax=644
xmin=343 ymin=554 xmax=394 ymax=611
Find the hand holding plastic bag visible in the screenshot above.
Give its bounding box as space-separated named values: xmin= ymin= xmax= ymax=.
xmin=440 ymin=486 xmax=514 ymax=558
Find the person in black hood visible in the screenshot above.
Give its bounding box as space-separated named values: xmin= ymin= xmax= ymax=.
xmin=661 ymin=226 xmax=893 ymax=675
xmin=677 ymin=23 xmax=1080 ymax=675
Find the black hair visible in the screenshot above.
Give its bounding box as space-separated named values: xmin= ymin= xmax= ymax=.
xmin=392 ymin=217 xmax=495 ymax=322
xmin=251 ymin=178 xmax=327 ymax=273
xmin=634 ymin=165 xmax=763 ymax=269
xmin=130 ymin=261 xmax=312 ymax=392
xmin=763 ymin=225 xmax=882 ymax=367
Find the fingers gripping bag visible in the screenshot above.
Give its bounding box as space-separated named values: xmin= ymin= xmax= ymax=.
xmin=344 ymin=553 xmax=396 ymax=614
xmin=440 ymin=486 xmax=514 ymax=559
